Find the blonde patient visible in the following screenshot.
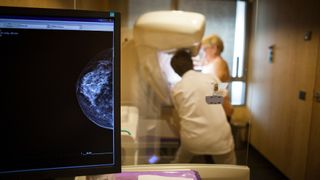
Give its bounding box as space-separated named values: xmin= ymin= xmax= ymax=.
xmin=201 ymin=34 xmax=231 ymax=82
xmin=201 ymin=34 xmax=233 ymax=120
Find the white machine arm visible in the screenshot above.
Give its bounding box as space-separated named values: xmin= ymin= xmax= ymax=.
xmin=134 ymin=11 xmax=206 ymax=51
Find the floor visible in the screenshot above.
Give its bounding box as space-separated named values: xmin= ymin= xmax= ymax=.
xmin=246 ymin=145 xmax=288 ymax=180
xmin=157 ymin=138 xmax=288 ymax=180
xmin=58 ymin=140 xmax=289 ymax=180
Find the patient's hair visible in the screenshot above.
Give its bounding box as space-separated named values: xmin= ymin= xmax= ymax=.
xmin=171 ymin=49 xmax=193 ymax=77
xmin=202 ymin=34 xmax=224 ymax=53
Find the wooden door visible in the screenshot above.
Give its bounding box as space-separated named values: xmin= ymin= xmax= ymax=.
xmin=306 ymin=33 xmax=320 ymax=180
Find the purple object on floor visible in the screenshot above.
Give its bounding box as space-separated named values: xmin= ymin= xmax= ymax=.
xmin=113 ymin=170 xmax=201 ymax=180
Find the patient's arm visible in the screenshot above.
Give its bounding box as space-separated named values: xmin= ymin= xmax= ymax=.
xmin=223 ymin=95 xmax=234 ymax=118
xmin=213 ymin=58 xmax=231 ymax=82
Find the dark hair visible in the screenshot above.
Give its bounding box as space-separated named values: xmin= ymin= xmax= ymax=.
xmin=170 ymin=49 xmax=193 ymax=76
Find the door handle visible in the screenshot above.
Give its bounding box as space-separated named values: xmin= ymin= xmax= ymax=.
xmin=315 ymin=91 xmax=320 ymax=103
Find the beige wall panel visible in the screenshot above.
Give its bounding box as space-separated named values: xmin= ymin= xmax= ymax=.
xmin=120 ymin=40 xmax=140 ymax=105
xmin=0 ymin=0 xmax=74 ymax=9
xmin=248 ymin=0 xmax=275 ymax=156
xmin=75 ymin=0 xmax=108 ymax=10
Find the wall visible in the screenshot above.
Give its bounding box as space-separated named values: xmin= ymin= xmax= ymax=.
xmin=0 ymin=0 xmax=74 ymax=8
xmin=247 ymin=0 xmax=320 ymax=179
xmin=179 ymin=0 xmax=236 ymax=69
xmin=0 ymin=0 xmax=127 ymax=20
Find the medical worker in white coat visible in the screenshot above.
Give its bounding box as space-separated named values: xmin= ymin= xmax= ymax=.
xmin=170 ymin=49 xmax=236 ymax=164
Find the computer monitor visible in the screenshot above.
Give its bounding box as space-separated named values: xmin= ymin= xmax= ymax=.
xmin=0 ymin=6 xmax=121 ymax=179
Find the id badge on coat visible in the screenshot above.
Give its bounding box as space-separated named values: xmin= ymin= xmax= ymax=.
xmin=205 ymin=82 xmax=228 ymax=104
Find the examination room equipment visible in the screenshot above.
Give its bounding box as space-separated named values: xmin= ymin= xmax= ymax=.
xmin=121 ymin=10 xmax=206 ymax=164
xmin=0 ymin=6 xmax=121 ymax=179
xmin=119 ymin=10 xmax=250 ymax=180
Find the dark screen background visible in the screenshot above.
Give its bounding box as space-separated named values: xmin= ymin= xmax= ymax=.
xmin=0 ymin=27 xmax=115 ymax=171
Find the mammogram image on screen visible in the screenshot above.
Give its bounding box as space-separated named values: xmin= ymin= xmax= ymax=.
xmin=76 ymin=49 xmax=114 ymax=129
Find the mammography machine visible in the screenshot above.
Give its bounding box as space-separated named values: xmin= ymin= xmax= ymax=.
xmin=121 ymin=10 xmax=205 ymax=164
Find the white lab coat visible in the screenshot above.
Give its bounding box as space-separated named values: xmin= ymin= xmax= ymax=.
xmin=172 ymin=70 xmax=234 ymax=155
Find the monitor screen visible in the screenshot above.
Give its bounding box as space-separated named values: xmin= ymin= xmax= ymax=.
xmin=0 ymin=6 xmax=121 ymax=179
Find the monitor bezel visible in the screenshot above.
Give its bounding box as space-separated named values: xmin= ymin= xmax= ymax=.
xmin=0 ymin=6 xmax=121 ymax=179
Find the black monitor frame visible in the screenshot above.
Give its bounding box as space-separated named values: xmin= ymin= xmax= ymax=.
xmin=0 ymin=6 xmax=121 ymax=179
